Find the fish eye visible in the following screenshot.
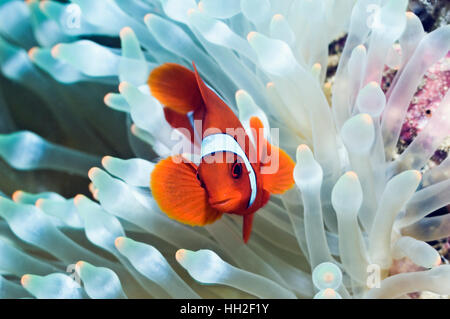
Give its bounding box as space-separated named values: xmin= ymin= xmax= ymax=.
xmin=231 ymin=161 xmax=243 ymax=179
xmin=196 ymin=172 xmax=205 ymax=188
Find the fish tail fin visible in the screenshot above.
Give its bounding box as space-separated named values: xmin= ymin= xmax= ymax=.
xmin=148 ymin=63 xmax=204 ymax=115
xmin=250 ymin=116 xmax=295 ymax=194
xmin=243 ymin=213 xmax=255 ymax=243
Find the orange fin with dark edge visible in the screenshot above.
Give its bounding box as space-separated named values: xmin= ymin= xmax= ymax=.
xmin=148 ymin=63 xmax=204 ymax=114
xmin=150 ymin=155 xmax=223 ymax=226
xmin=250 ymin=116 xmax=295 ymax=194
xmin=243 ymin=213 xmax=255 ymax=243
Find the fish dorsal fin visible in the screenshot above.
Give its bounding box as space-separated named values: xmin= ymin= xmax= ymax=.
xmin=151 ymin=155 xmax=223 ymax=226
xmin=148 ymin=63 xmax=204 ymax=114
xmin=192 ymin=62 xmax=214 ymax=108
xmin=192 ymin=63 xmax=237 ymax=120
xmin=250 ymin=116 xmax=295 ymax=194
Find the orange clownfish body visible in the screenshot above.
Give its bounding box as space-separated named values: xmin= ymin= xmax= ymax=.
xmin=149 ymin=63 xmax=295 ymax=243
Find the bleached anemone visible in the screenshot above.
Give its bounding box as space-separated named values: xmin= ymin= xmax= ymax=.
xmin=0 ymin=0 xmax=449 ymax=299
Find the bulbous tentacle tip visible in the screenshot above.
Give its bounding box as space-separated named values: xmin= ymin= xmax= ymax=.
xmin=296 ymin=144 xmax=312 ymax=162
xmin=143 ymin=13 xmax=152 ymax=24
xmin=101 ymin=156 xmax=112 ymax=168
xmin=409 ymin=170 xmax=422 ymax=182
xmin=50 ymin=44 xmax=62 ymax=59
xmin=21 ymin=274 xmax=31 ymax=287
xmin=130 ymin=124 xmax=138 ymax=135
xmin=87 ymin=167 xmax=101 ymax=181
xmin=368 ymin=81 xmax=380 ymax=88
xmin=405 ymin=11 xmax=415 ymax=18
xmin=73 ymin=194 xmax=85 ymax=206
xmin=247 ymin=31 xmax=257 ymax=42
xmin=39 ymin=0 xmax=50 ymax=12
xmin=197 ymin=1 xmax=204 ymax=12
xmin=28 ymin=47 xmax=38 ymax=61
xmin=323 ymin=288 xmax=337 ymax=298
xmin=11 ymin=190 xmax=23 ymax=202
xmin=344 ymin=171 xmax=358 ymax=180
xmin=187 ymin=8 xmax=196 ymax=16
xmin=272 ymin=14 xmax=284 ymax=21
xmin=115 ymin=236 xmax=125 ymax=249
xmin=323 ymin=272 xmax=335 ymax=283
xmin=103 ymin=93 xmax=112 ymax=106
xmin=266 ymin=82 xmax=274 ymax=89
xmin=75 ymin=261 xmax=85 ymax=273
xmin=355 ymin=44 xmax=366 ymax=52
xmin=297 ymin=144 xmax=309 ymax=152
xmin=35 ymin=198 xmax=44 ymax=208
xmin=119 ymin=26 xmax=133 ymax=38
xmin=434 ymin=256 xmax=442 ymax=267
xmin=312 ymin=63 xmax=321 ymax=71
xmin=235 ymin=89 xmax=246 ymax=98
xmin=88 ymin=183 xmax=95 ymax=194
xmin=118 ymin=82 xmax=130 ymax=94
xmin=175 ymin=249 xmax=187 ymax=262
xmin=360 ymin=113 xmax=374 ymax=124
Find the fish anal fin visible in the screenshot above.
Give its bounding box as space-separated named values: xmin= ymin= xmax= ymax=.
xmin=148 ymin=63 xmax=204 ymax=114
xmin=151 ymin=155 xmax=223 ymax=226
xmin=249 ymin=116 xmax=295 ymax=194
xmin=243 ymin=213 xmax=255 ymax=243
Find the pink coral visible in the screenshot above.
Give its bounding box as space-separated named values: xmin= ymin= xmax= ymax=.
xmin=383 ymin=52 xmax=450 ymax=163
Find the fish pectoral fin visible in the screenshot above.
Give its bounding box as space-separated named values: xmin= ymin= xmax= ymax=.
xmin=243 ymin=213 xmax=255 ymax=243
xmin=249 ymin=116 xmax=295 ymax=194
xmin=261 ymin=143 xmax=296 ymax=194
xmin=148 ymin=63 xmax=204 ymax=114
xmin=151 ymin=155 xmax=223 ymax=226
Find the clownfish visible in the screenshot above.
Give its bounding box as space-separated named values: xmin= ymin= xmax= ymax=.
xmin=148 ymin=63 xmax=295 ymax=243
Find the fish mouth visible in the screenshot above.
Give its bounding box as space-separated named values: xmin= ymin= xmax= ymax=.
xmin=210 ymin=198 xmax=232 ymax=206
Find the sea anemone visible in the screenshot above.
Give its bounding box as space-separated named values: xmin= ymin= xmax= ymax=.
xmin=0 ymin=0 xmax=449 ymax=299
